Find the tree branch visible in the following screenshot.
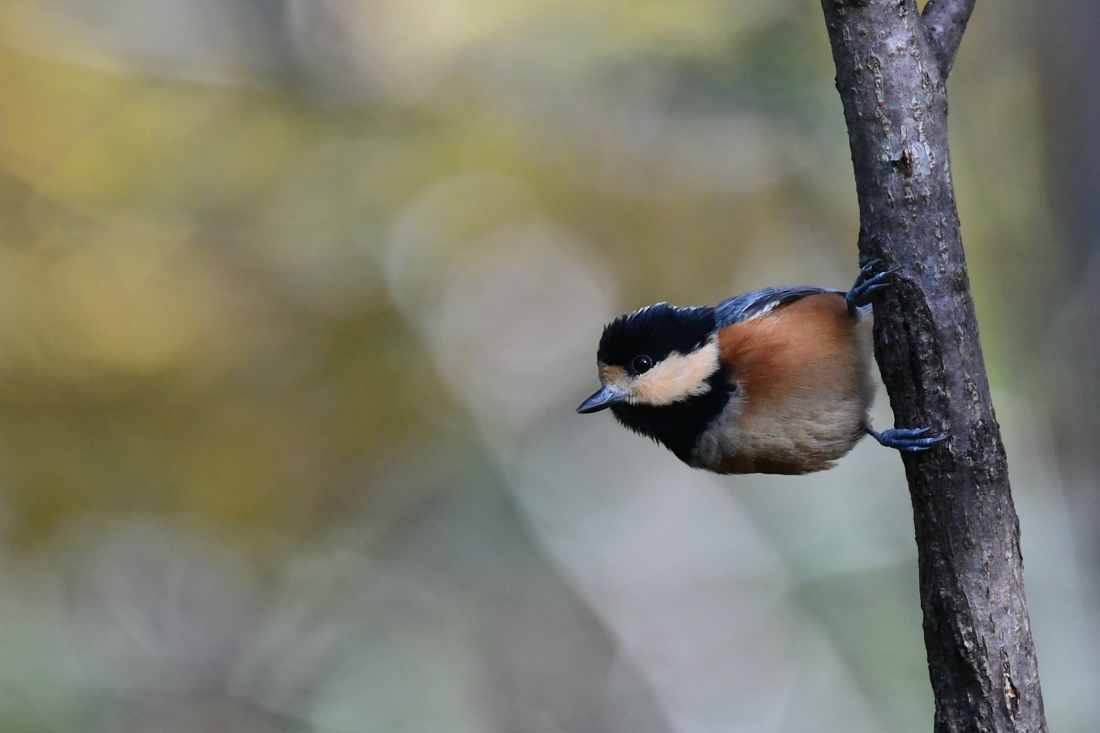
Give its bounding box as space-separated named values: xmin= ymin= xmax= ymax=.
xmin=922 ymin=0 xmax=978 ymax=78
xmin=817 ymin=1 xmax=1047 ymax=732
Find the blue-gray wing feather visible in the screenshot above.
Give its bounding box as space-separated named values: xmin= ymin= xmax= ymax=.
xmin=714 ymin=287 xmax=842 ymax=327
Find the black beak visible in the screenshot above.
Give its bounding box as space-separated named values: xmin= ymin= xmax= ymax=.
xmin=576 ymin=386 xmax=624 ymax=414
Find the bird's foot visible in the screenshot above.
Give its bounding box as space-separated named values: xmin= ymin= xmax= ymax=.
xmin=847 ymin=259 xmax=899 ymax=312
xmin=867 ymin=426 xmax=947 ymax=452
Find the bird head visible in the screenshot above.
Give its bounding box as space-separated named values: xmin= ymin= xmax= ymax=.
xmin=577 ymin=303 xmax=721 ymax=414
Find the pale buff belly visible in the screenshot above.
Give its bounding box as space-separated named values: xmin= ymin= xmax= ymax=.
xmin=689 ymin=395 xmax=870 ymax=474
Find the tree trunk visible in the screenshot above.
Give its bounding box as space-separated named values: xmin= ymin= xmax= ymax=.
xmin=816 ymin=1 xmax=1048 ymax=732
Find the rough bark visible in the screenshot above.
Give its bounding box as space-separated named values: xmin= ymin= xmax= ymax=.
xmin=817 ymin=1 xmax=1047 ymax=732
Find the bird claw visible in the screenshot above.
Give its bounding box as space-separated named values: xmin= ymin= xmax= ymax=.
xmin=857 ymin=259 xmax=882 ymax=278
xmin=847 ymin=261 xmax=900 ymax=311
xmin=869 ymin=426 xmax=948 ymax=452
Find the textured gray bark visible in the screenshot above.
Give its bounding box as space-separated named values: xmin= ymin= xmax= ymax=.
xmin=817 ymin=2 xmax=1048 ymax=732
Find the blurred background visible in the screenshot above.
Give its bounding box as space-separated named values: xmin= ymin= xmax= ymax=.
xmin=0 ymin=0 xmax=1096 ymax=731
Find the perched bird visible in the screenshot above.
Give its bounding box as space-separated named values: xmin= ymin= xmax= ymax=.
xmin=576 ymin=263 xmax=945 ymax=474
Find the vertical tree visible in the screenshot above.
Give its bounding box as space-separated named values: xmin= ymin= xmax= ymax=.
xmin=817 ymin=2 xmax=1047 ymax=731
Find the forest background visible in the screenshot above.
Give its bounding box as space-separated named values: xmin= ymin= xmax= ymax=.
xmin=0 ymin=1 xmax=1096 ymax=732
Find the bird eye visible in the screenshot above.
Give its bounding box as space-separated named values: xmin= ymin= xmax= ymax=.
xmin=631 ymin=355 xmax=654 ymax=374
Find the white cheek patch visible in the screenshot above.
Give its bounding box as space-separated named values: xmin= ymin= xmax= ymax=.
xmin=629 ymin=340 xmax=720 ymax=406
xmin=598 ymin=364 xmax=628 ymax=390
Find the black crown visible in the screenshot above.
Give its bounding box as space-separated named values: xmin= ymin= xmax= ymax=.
xmin=597 ymin=303 xmax=716 ymax=367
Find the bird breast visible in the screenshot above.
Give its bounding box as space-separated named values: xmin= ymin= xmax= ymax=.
xmin=690 ymin=292 xmax=875 ymax=474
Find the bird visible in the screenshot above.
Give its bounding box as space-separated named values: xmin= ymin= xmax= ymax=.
xmin=576 ymin=262 xmax=946 ymax=474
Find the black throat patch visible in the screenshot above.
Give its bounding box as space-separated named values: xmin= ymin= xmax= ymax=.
xmin=610 ymin=373 xmax=731 ymax=463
